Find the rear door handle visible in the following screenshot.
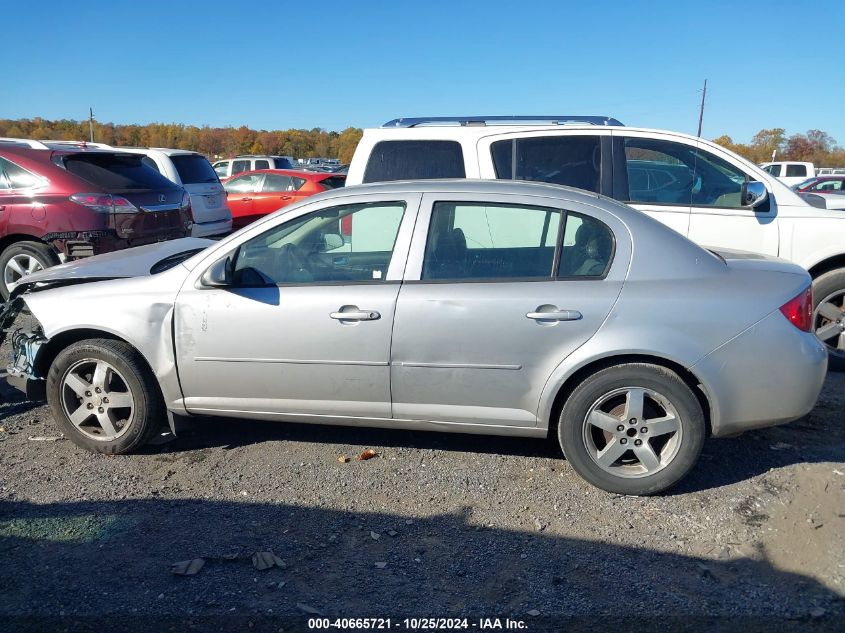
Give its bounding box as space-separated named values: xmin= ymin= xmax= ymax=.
xmin=280 ymin=195 xmax=292 ymax=200
xmin=526 ymin=310 xmax=582 ymax=321
xmin=330 ymin=309 xmax=381 ymax=321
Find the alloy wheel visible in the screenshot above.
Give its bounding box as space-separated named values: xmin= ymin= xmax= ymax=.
xmin=60 ymin=359 xmax=135 ymax=441
xmin=4 ymin=254 xmax=44 ymax=293
xmin=814 ymin=289 xmax=845 ymax=356
xmin=582 ymin=386 xmax=683 ymax=478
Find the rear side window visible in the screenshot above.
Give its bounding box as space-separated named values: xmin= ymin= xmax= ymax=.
xmin=61 ymin=153 xmax=176 ymax=191
xmin=232 ymin=160 xmax=250 ymax=175
xmin=262 ymin=174 xmax=294 ymax=192
xmin=171 ymin=154 xmax=219 ymax=184
xmin=559 ymin=212 xmax=614 ymax=278
xmin=320 ymin=176 xmax=346 ymax=190
xmin=786 ymin=164 xmax=807 ymax=177
xmin=254 ymin=159 xmax=271 ymax=170
xmin=491 ymin=136 xmax=601 ymax=192
xmin=273 ymin=157 xmax=295 ymax=169
xmin=422 ymin=202 xmax=561 ymax=280
xmin=363 ymin=141 xmax=465 ymax=183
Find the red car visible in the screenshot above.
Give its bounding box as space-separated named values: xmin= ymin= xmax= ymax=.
xmin=222 ymin=169 xmax=345 ymax=230
xmin=0 ymin=140 xmax=193 ymax=298
xmin=793 ymin=175 xmax=845 ymax=193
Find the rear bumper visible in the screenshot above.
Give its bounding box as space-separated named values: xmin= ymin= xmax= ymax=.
xmin=191 ymin=217 xmax=233 ymax=238
xmin=691 ymin=311 xmax=827 ymax=437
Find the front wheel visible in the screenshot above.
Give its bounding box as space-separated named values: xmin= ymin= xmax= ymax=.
xmin=47 ymin=339 xmax=164 ymax=454
xmin=558 ymin=363 xmax=705 ymax=495
xmin=812 ymin=269 xmax=845 ymax=372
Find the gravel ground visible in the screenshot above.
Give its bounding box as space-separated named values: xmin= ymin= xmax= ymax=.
xmin=0 ymin=343 xmax=843 ymax=632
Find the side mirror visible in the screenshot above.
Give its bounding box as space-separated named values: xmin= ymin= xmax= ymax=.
xmin=323 ymin=233 xmax=344 ymax=250
xmin=199 ymin=256 xmax=233 ymax=288
xmin=741 ymin=181 xmax=768 ymax=208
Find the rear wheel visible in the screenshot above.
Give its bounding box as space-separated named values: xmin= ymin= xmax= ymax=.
xmin=558 ymin=363 xmax=705 ymax=495
xmin=47 ymin=339 xmax=164 ymax=454
xmin=0 ymin=241 xmax=58 ymax=299
xmin=812 ymin=269 xmax=845 ymax=372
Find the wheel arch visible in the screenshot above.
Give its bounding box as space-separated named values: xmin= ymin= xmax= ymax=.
xmin=545 ymin=353 xmax=714 ymax=438
xmin=807 ymin=254 xmax=845 ymax=280
xmin=0 ymin=233 xmax=59 ymax=258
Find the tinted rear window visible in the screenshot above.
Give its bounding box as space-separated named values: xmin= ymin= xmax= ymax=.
xmin=363 ymin=141 xmax=465 ymax=183
xmin=320 ymin=176 xmax=346 ymax=190
xmin=61 ymin=153 xmax=177 ymax=191
xmin=273 ymin=157 xmax=295 ymax=169
xmin=785 ymin=164 xmax=807 ymax=177
xmin=171 ymin=154 xmax=219 ymax=184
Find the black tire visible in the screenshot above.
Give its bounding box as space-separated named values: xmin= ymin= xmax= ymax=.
xmin=0 ymin=240 xmax=58 ymax=300
xmin=46 ymin=339 xmax=164 ymax=454
xmin=558 ymin=363 xmax=705 ymax=495
xmin=812 ymin=269 xmax=845 ymax=372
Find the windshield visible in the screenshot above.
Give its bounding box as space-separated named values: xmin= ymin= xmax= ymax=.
xmin=172 ymin=155 xmax=219 ymax=184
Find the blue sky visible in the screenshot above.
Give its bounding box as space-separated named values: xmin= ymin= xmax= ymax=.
xmin=4 ymin=0 xmax=843 ymax=144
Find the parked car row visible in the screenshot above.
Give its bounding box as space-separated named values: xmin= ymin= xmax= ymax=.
xmin=0 ymin=115 xmax=839 ymax=496
xmin=761 ymin=161 xmax=845 ymax=186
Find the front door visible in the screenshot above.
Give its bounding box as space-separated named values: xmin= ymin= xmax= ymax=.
xmin=391 ymin=194 xmax=625 ymax=427
xmin=223 ymin=173 xmax=264 ymax=229
xmin=252 ymin=172 xmax=297 ymax=216
xmin=174 ymin=195 xmax=419 ymax=420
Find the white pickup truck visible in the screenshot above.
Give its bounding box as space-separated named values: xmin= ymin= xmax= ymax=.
xmin=347 ymin=115 xmax=845 ymax=369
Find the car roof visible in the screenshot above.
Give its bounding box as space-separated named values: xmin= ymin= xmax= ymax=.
xmin=229 ymin=168 xmax=341 ymax=180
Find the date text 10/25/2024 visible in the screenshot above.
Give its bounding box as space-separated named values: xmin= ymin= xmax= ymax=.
xmin=307 ymin=618 xmax=530 ymax=630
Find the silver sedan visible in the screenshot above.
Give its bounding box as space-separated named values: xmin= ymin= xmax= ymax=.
xmin=3 ymin=180 xmax=827 ymax=494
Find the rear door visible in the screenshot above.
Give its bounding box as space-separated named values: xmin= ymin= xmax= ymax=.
xmin=223 ymin=173 xmax=264 ymax=228
xmin=391 ymin=192 xmax=626 ymax=428
xmin=254 ymin=173 xmax=297 ymax=215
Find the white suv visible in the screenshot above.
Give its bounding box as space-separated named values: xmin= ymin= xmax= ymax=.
xmin=117 ymin=147 xmax=232 ymax=238
xmin=347 ymin=115 xmax=845 ymax=369
xmin=212 ymin=155 xmax=297 ymax=180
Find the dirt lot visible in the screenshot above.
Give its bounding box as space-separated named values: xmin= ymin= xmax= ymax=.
xmin=0 ymin=348 xmax=843 ymax=632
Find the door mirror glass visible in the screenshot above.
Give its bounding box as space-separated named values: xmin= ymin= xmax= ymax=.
xmin=323 ymin=233 xmax=344 ymax=250
xmin=200 ymin=256 xmax=233 ymax=287
xmin=741 ymin=181 xmax=769 ymax=208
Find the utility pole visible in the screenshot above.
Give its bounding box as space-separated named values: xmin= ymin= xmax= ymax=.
xmin=696 ymin=79 xmax=707 ymax=137
xmin=88 ymin=107 xmax=95 ymax=143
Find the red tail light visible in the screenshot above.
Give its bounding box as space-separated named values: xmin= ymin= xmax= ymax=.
xmin=779 ymin=286 xmax=813 ymax=332
xmin=70 ymin=193 xmax=138 ymax=214
xmin=340 ymin=214 xmax=353 ymax=237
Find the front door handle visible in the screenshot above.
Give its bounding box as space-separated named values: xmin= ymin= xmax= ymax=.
xmin=526 ymin=309 xmax=582 ymax=321
xmin=280 ymin=195 xmax=292 ymax=200
xmin=330 ymin=307 xmax=381 ymax=321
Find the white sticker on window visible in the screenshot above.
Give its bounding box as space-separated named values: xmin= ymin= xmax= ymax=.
xmin=372 ymin=270 xmax=383 ymax=279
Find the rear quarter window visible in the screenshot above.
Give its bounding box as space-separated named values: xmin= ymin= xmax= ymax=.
xmin=363 ymin=140 xmax=465 ymax=183
xmin=172 ymin=155 xmax=219 ymax=184
xmin=60 ymin=153 xmax=177 ymax=191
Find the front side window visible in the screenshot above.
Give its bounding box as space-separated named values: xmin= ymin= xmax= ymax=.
xmin=491 ymin=135 xmax=602 ymax=193
xmin=232 ymin=159 xmax=250 ymax=175
xmin=233 ymin=201 xmax=406 ymax=285
xmin=262 ymin=174 xmax=294 ymax=192
xmin=422 ymin=202 xmax=561 ymax=280
xmin=224 ymin=174 xmax=263 ymax=193
xmin=624 ymin=138 xmax=748 ymax=208
xmin=785 ymin=164 xmax=807 ymax=178
xmin=811 ymin=179 xmax=844 ymax=191
xmin=363 ymin=141 xmax=465 ymax=183
xmin=764 ymin=164 xmax=781 ymax=176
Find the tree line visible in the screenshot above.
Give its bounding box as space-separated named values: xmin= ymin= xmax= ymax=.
xmin=1 ymin=117 xmax=844 ymax=168
xmin=0 ymin=118 xmax=364 ymax=164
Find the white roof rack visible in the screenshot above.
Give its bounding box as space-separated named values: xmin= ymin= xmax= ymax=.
xmin=0 ymin=137 xmax=50 ymax=149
